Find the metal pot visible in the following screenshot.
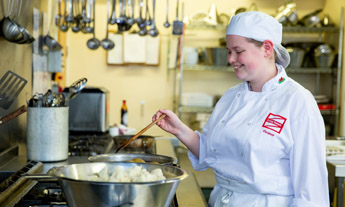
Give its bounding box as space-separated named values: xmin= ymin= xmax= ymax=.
xmin=114 ymin=135 xmax=155 ymax=152
xmin=25 ymin=162 xmax=189 ymax=207
xmin=286 ymin=47 xmax=305 ymax=68
xmin=88 ymin=153 xmax=177 ymax=165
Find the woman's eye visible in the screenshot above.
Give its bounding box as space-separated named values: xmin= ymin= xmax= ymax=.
xmin=236 ymin=50 xmax=244 ymax=54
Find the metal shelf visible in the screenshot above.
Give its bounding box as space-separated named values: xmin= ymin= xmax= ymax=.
xmin=183 ymin=64 xmax=233 ymax=72
xmin=180 ymin=106 xmax=214 ymax=113
xmin=283 ymin=26 xmax=338 ymax=33
xmin=185 ymin=24 xmax=338 ymax=33
xmin=181 ymin=64 xmax=336 ymax=73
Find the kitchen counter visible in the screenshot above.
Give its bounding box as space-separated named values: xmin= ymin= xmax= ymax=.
xmin=0 ymin=138 xmax=207 ymax=207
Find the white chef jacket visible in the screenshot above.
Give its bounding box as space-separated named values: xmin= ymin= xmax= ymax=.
xmin=188 ymin=65 xmax=329 ymax=207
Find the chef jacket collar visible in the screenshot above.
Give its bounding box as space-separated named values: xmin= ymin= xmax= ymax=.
xmin=244 ymin=64 xmax=288 ymax=92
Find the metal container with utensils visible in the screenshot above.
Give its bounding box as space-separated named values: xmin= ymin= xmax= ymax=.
xmin=27 ymin=107 xmax=68 ymax=162
xmin=25 ymin=162 xmax=189 ymax=207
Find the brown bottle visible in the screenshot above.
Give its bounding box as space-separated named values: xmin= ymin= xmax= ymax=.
xmin=121 ymin=100 xmax=128 ymax=126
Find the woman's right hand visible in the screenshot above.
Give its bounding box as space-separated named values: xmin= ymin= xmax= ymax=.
xmin=153 ymin=109 xmax=201 ymax=157
xmin=152 ymin=109 xmax=185 ymax=137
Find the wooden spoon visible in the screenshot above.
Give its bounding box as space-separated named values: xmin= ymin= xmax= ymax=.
xmin=115 ymin=114 xmax=166 ymax=153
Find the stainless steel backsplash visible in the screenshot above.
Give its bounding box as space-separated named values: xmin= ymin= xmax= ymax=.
xmin=0 ymin=0 xmax=43 ymax=155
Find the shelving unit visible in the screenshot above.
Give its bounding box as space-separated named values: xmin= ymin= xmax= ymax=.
xmin=171 ymin=8 xmax=344 ymax=136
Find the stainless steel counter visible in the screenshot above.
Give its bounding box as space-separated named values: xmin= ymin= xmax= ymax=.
xmin=0 ymin=138 xmax=207 ymax=207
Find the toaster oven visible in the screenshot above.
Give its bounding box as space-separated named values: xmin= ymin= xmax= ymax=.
xmin=63 ymin=87 xmax=109 ymax=133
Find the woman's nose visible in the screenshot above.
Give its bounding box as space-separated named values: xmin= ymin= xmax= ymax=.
xmin=228 ymin=53 xmax=235 ymax=64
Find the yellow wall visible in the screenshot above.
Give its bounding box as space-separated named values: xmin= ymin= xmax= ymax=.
xmin=65 ymin=0 xmax=328 ymax=136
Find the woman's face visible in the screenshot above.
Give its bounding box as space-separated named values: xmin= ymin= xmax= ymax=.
xmin=226 ymin=35 xmax=267 ymax=82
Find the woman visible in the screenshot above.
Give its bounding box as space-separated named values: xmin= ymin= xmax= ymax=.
xmin=153 ymin=11 xmax=329 ymax=207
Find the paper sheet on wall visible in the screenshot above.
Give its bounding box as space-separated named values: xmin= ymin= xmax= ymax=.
xmin=107 ymin=33 xmax=124 ymax=64
xmin=33 ymin=71 xmax=50 ymax=94
xmin=32 ymin=8 xmax=40 ymax=54
xmin=33 ymin=54 xmax=48 ymax=72
xmin=123 ymin=33 xmax=146 ymax=63
xmin=146 ymin=36 xmax=160 ymax=65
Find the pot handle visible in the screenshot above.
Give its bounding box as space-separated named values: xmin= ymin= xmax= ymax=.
xmin=24 ymin=173 xmax=58 ymax=181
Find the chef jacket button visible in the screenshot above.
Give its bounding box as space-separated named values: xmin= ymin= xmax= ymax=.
xmin=221 ymin=120 xmax=226 ymax=124
xmin=265 ymin=98 xmax=268 ymax=101
xmin=240 ymin=152 xmax=244 ymax=157
xmin=247 ymin=122 xmax=251 ymax=126
xmin=237 ymin=93 xmax=240 ymax=97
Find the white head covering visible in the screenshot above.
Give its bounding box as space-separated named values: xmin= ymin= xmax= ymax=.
xmin=226 ymin=11 xmax=290 ymax=68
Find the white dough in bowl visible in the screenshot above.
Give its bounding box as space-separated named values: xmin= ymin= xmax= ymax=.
xmin=89 ymin=165 xmax=166 ymax=182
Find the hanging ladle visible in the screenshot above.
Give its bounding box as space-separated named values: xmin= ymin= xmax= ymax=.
xmin=148 ymin=0 xmax=158 ymax=37
xmin=1 ymin=0 xmax=23 ymax=42
xmin=101 ymin=0 xmax=114 ymax=50
xmin=125 ymin=0 xmax=135 ymax=27
xmin=163 ymin=0 xmax=170 ymax=28
xmin=86 ymin=0 xmax=100 ymax=50
xmin=64 ymin=78 xmax=88 ymax=106
xmin=109 ymin=0 xmax=117 ymax=24
xmin=44 ymin=0 xmax=62 ymax=50
xmin=137 ymin=0 xmax=147 ymax=36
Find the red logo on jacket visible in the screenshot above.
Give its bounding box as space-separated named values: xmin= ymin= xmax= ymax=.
xmin=262 ymin=113 xmax=287 ymax=134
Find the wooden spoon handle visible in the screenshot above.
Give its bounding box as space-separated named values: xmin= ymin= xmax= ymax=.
xmin=0 ymin=105 xmax=27 ymax=125
xmin=115 ymin=114 xmax=166 ymax=153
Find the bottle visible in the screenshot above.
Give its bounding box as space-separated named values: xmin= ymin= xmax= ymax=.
xmin=121 ymin=100 xmax=128 ymax=126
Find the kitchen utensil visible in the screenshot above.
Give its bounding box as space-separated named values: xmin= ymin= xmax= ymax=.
xmin=137 ymin=0 xmax=147 ymax=36
xmin=86 ymin=0 xmax=100 ymax=49
xmin=64 ymin=77 xmax=87 ymax=106
xmin=116 ymin=0 xmax=129 ymax=31
xmin=60 ymin=0 xmax=69 ymax=32
xmin=1 ymin=0 xmax=23 ymax=43
xmin=172 ymin=0 xmax=183 ymax=35
xmin=109 ymin=0 xmax=117 ymax=24
xmin=25 ymin=162 xmax=188 ymax=207
xmin=125 ymin=0 xmax=135 ymax=26
xmin=115 ymin=114 xmax=166 ymax=153
xmin=148 ymin=0 xmax=158 ymax=37
xmin=0 ymin=70 xmax=27 ymax=110
xmin=145 ymin=0 xmax=152 ymax=26
xmin=163 ymin=0 xmax=170 ymax=28
xmin=0 ymin=104 xmax=27 ymax=125
xmin=101 ymin=0 xmax=115 ymax=50
xmin=44 ymin=1 xmax=62 ymax=50
xmin=55 ymin=0 xmax=63 ymax=26
xmin=27 ymin=107 xmax=69 ymax=162
xmin=89 ymin=153 xmax=177 ymax=165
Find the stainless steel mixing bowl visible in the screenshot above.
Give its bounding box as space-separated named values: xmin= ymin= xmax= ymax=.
xmin=26 ymin=162 xmax=189 ymax=207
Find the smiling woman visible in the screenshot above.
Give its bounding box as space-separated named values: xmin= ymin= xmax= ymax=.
xmin=152 ymin=11 xmax=329 ymax=207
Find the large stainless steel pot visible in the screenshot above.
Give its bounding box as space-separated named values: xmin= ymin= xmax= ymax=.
xmin=25 ymin=162 xmax=188 ymax=207
xmin=88 ymin=153 xmax=177 ymax=165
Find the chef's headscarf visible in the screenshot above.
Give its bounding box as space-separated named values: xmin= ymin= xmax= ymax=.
xmin=226 ymin=11 xmax=290 ymax=68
